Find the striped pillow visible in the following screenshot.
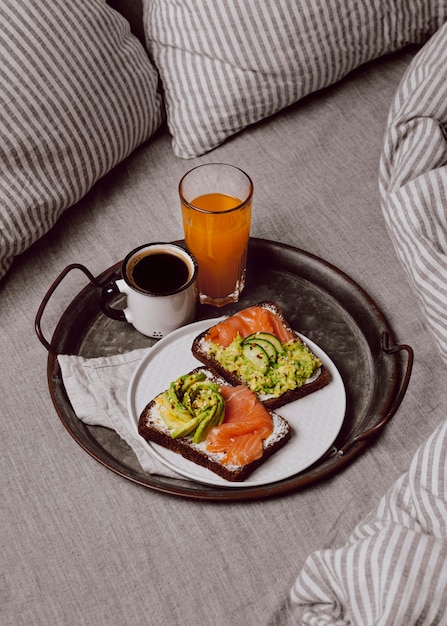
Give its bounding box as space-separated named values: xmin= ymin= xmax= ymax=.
xmin=380 ymin=23 xmax=447 ymax=363
xmin=0 ymin=0 xmax=163 ymax=280
xmin=143 ymin=0 xmax=446 ymax=159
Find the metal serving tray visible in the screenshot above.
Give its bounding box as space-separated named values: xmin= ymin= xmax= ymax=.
xmin=35 ymin=238 xmax=413 ymax=501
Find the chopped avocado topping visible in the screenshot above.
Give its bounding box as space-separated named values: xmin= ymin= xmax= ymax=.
xmin=208 ymin=333 xmax=322 ymax=398
xmin=157 ymin=371 xmax=225 ymax=442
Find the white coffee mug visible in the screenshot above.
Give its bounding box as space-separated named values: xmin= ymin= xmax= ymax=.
xmin=101 ymin=243 xmax=198 ymax=338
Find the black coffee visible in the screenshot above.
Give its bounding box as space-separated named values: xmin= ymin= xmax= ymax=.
xmin=130 ymin=252 xmax=190 ymax=294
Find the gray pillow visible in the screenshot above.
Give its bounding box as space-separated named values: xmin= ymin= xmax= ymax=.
xmin=0 ymin=0 xmax=163 ymax=280
xmin=144 ymin=0 xmax=446 ymax=159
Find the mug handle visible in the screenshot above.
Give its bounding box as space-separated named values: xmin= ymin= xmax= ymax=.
xmin=100 ymin=279 xmax=127 ymax=322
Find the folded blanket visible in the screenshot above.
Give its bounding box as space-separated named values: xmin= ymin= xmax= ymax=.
xmin=286 ymin=417 xmax=447 ymax=625
xmin=58 ymin=349 xmax=180 ymax=478
xmin=380 ymin=23 xmax=447 ymax=364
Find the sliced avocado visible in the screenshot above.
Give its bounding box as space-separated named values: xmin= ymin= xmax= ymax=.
xmin=192 ymin=408 xmax=215 ymax=444
xmin=157 ymin=372 xmax=226 ymax=441
xmin=166 ymin=384 xmax=193 ymax=421
xmin=183 ymin=380 xmax=219 ymax=413
xmin=171 ymin=416 xmax=202 ymax=439
xmin=179 ymin=371 xmax=206 ymax=396
xmin=192 ymin=396 xmax=225 ymax=444
xmin=156 ymin=395 xmax=192 ymax=429
xmin=241 ymin=342 xmax=270 ymax=373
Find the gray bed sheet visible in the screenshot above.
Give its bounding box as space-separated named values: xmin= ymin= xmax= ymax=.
xmin=2 ymin=45 xmax=445 ymax=625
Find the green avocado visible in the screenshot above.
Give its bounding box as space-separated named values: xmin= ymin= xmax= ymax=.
xmin=209 ymin=334 xmax=322 ymax=398
xmin=157 ymin=371 xmax=225 ymax=441
xmin=171 ymin=416 xmax=202 ymax=439
xmin=192 ymin=393 xmax=225 ymax=443
xmin=165 ymin=381 xmax=193 ymax=422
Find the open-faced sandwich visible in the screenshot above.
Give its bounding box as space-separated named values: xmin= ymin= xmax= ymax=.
xmin=191 ymin=301 xmax=330 ymax=410
xmin=138 ymin=367 xmax=291 ymax=482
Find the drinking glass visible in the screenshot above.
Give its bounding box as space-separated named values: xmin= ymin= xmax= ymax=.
xmin=179 ymin=163 xmax=253 ymax=307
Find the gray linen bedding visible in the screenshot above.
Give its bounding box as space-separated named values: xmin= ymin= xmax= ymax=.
xmin=2 ymin=2 xmax=447 ymax=625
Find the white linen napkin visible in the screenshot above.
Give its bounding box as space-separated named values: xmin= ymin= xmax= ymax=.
xmin=58 ymin=348 xmax=181 ymax=478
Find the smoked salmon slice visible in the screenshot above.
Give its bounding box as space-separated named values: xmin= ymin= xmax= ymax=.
xmin=221 ymin=433 xmax=264 ymax=466
xmin=207 ymin=305 xmax=293 ymax=347
xmin=206 ymin=385 xmax=273 ymax=465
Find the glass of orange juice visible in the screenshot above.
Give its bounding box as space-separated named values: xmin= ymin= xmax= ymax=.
xmin=179 ymin=163 xmax=253 ymax=307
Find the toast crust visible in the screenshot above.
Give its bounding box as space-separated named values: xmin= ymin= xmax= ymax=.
xmin=191 ymin=301 xmax=330 ymax=410
xmin=137 ymin=367 xmax=291 ymax=482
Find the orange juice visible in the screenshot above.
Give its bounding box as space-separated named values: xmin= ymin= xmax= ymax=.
xmin=181 ymin=192 xmax=252 ymax=304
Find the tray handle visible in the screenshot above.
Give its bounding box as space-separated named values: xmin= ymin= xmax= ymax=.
xmin=35 ymin=263 xmax=106 ymax=352
xmin=339 ymin=332 xmax=414 ymax=456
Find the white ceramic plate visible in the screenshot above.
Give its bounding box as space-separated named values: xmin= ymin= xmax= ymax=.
xmin=128 ymin=318 xmax=346 ymax=487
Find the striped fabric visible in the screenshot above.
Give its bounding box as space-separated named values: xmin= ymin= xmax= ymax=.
xmin=380 ymin=23 xmax=447 ymax=364
xmin=289 ymin=417 xmax=447 ymax=624
xmin=143 ymin=0 xmax=446 ymax=159
xmin=0 ymin=0 xmax=163 ymax=280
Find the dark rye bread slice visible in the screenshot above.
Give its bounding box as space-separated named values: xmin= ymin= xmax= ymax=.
xmin=191 ymin=301 xmax=330 ymax=410
xmin=138 ymin=367 xmax=291 ymax=482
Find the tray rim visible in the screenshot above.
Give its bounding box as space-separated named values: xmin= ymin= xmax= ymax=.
xmin=42 ymin=237 xmax=411 ymax=501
